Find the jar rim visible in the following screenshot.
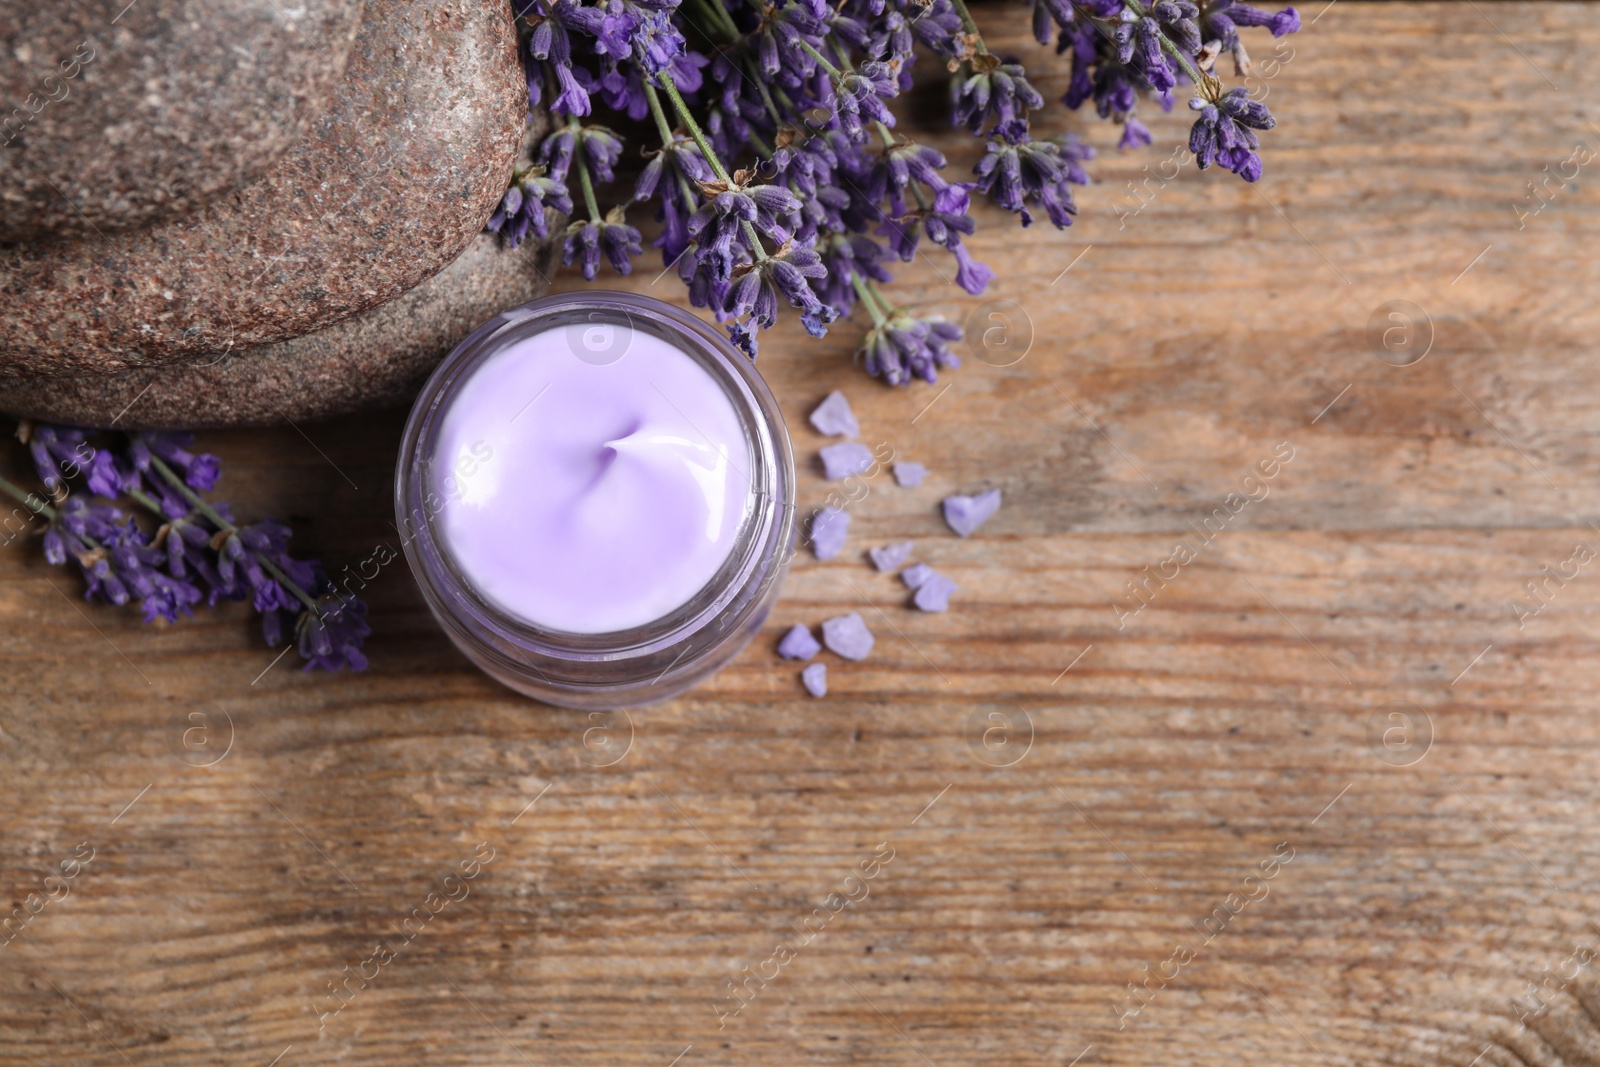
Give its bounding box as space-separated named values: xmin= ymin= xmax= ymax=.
xmin=395 ymin=290 xmax=795 ymax=705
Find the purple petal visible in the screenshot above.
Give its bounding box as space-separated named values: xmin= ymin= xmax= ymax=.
xmin=821 ymin=612 xmax=875 ymax=661
xmin=868 ymin=541 xmax=915 ymax=572
xmin=777 ymin=623 xmax=822 ymax=660
xmin=808 ymin=390 xmax=860 ymax=438
xmin=942 ymin=489 xmax=1002 ymax=537
xmin=820 ymin=442 xmax=875 ymax=480
xmin=801 ymin=662 xmax=828 ymax=698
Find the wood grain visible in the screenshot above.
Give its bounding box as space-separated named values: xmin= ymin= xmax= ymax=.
xmin=4 ymin=4 xmax=1600 ymax=1066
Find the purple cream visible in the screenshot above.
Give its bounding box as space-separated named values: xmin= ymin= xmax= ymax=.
xmin=429 ymin=326 xmax=754 ymax=634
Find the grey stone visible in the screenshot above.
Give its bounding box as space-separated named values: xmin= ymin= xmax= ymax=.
xmin=0 ymin=232 xmax=558 ymax=428
xmin=0 ymin=0 xmax=525 ymax=375
xmin=0 ymin=0 xmax=364 ymax=241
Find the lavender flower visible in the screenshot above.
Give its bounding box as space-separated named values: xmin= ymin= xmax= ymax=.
xmin=1188 ymin=87 xmax=1275 ymax=181
xmin=1 ymin=422 xmax=369 ymax=671
xmin=1153 ymin=0 xmax=1202 ymax=54
xmin=26 ymin=423 xmax=91 ymax=495
xmin=487 ymin=166 xmax=574 ymax=249
xmin=974 ymin=134 xmax=1092 ymax=228
xmin=858 ymin=309 xmax=963 ymax=386
xmin=298 ymin=596 xmax=370 ymax=672
xmin=750 ymin=0 xmax=830 ymax=84
xmin=563 ymin=208 xmax=644 ymax=279
xmin=636 ymin=133 xmax=712 ymax=264
xmin=143 ymin=431 xmax=221 ymax=491
xmin=830 ymin=61 xmax=899 ymax=139
xmin=690 ymin=181 xmax=803 ymax=261
xmin=951 ymin=59 xmax=1044 ymax=138
xmin=726 ymin=242 xmax=837 ymax=334
xmin=524 ymin=0 xmax=598 ymax=115
xmin=496 ymin=0 xmax=1298 ymax=385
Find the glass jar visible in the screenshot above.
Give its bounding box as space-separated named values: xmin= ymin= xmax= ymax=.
xmin=395 ymin=291 xmax=795 ymax=709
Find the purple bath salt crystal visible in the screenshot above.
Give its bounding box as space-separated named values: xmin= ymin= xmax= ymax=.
xmin=901 ymin=562 xmax=935 ymax=590
xmin=869 ymin=541 xmax=914 ymax=572
xmin=801 ymin=662 xmax=828 ymax=697
xmin=821 ymin=612 xmax=875 ymax=661
xmin=942 ymin=489 xmax=1002 ymax=537
xmin=820 ymin=442 xmax=875 ymax=480
xmin=893 ymin=462 xmax=926 ymax=488
xmin=778 ymin=623 xmax=821 ymax=660
xmin=913 ymin=572 xmax=958 ymax=613
xmin=810 ymin=506 xmax=851 ymax=560
xmin=809 ymin=391 xmax=859 ymax=438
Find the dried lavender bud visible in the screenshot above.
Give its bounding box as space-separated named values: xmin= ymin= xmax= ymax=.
xmin=912 ymin=571 xmax=958 ymax=612
xmin=893 ymin=462 xmax=927 ymax=488
xmin=810 ymin=506 xmax=851 ymax=560
xmin=809 ymin=391 xmax=860 ymax=438
xmin=869 ymin=541 xmax=914 ymax=572
xmin=801 ymin=661 xmax=828 ymax=697
xmin=901 ymin=562 xmax=934 ymax=590
xmin=778 ymin=623 xmax=822 ymax=660
xmin=820 ymin=442 xmax=875 ymax=480
xmin=942 ymin=489 xmax=1002 ymax=537
xmin=821 ymin=612 xmax=874 ymax=660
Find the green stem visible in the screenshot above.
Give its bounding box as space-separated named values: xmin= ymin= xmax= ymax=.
xmin=575 ymin=145 xmax=603 ymax=221
xmin=658 ymin=71 xmax=768 ymax=262
xmin=867 ymin=279 xmax=897 ymax=318
xmin=745 ymin=57 xmax=786 ymax=132
xmin=144 ymin=453 xmax=322 ymax=615
xmin=872 ymin=120 xmax=897 ymax=149
xmin=830 ymin=37 xmax=853 ymax=71
xmin=796 ymin=40 xmax=845 ymax=79
xmin=126 ymin=486 xmax=166 ymax=516
xmin=644 ymin=83 xmax=704 ymax=208
xmin=851 ymin=274 xmax=888 ymax=327
xmin=684 ymin=0 xmax=740 ymax=43
xmin=0 ymin=472 xmax=54 ymax=521
xmin=659 ymin=73 xmax=732 ymax=183
xmin=947 ymin=0 xmax=989 ymax=53
xmin=566 ymin=116 xmax=603 ymax=221
xmin=644 ymin=82 xmax=676 ymax=145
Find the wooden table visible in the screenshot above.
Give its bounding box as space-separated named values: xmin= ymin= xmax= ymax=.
xmin=4 ymin=4 xmax=1598 ymax=1065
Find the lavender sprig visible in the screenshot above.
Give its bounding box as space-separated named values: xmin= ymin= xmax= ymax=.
xmin=2 ymin=422 xmax=369 ymax=672
xmin=495 ymin=0 xmax=1300 ymax=383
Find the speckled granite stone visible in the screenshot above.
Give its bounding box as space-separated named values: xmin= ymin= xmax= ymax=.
xmin=0 ymin=0 xmax=524 ymax=376
xmin=0 ymin=0 xmax=363 ymax=242
xmin=0 ymin=233 xmax=558 ymax=428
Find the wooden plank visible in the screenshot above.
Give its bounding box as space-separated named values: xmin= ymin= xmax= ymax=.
xmin=3 ymin=4 xmax=1600 ymax=1066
